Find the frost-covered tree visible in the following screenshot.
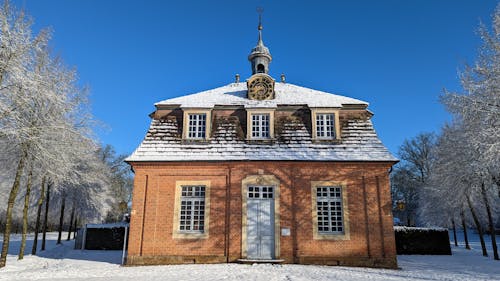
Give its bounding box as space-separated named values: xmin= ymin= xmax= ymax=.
xmin=441 ymin=4 xmax=500 ymax=196
xmin=0 ymin=0 xmax=106 ymax=266
xmin=97 ymin=144 xmax=133 ymax=223
xmin=420 ymin=123 xmax=490 ymax=256
xmin=0 ymin=1 xmax=51 ymax=267
xmin=434 ymin=5 xmax=500 ymax=260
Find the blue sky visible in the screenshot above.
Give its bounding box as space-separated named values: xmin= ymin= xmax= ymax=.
xmin=11 ymin=0 xmax=498 ymax=156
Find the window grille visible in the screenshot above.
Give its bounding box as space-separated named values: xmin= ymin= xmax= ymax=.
xmin=248 ymin=186 xmax=274 ymax=199
xmin=316 ymin=186 xmax=344 ymax=234
xmin=179 ymin=185 xmax=205 ymax=232
xmin=188 ymin=114 xmax=206 ymax=139
xmin=251 ymin=114 xmax=270 ymax=138
xmin=316 ymin=113 xmax=335 ymax=139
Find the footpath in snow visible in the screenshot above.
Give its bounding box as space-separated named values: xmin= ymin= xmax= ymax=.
xmin=0 ymin=231 xmax=499 ymax=281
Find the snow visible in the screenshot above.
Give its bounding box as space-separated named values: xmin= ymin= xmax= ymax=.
xmin=85 ymin=223 xmax=128 ymax=229
xmin=126 ymin=82 xmax=397 ymax=163
xmin=126 ymin=118 xmax=398 ymax=162
xmin=394 ymin=226 xmax=448 ymax=232
xmin=155 ymin=82 xmax=368 ymax=109
xmin=1 ymin=231 xmax=499 ymax=280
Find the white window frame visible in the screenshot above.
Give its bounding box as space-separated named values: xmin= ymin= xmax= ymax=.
xmin=316 ymin=186 xmax=344 ymax=234
xmin=179 ymin=185 xmax=206 ymax=233
xmin=173 ymin=180 xmax=211 ymax=239
xmin=188 ymin=114 xmax=206 ymax=139
xmin=311 ymin=108 xmax=340 ymax=141
xmin=247 ymin=185 xmax=274 ymax=199
xmin=316 ymin=113 xmax=336 ymax=139
xmin=182 ymin=109 xmax=211 ymax=140
xmin=311 ymin=181 xmax=350 ymax=240
xmin=251 ymin=113 xmax=270 ymax=139
xmin=246 ymin=109 xmax=275 ymax=140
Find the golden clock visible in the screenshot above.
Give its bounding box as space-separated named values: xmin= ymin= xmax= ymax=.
xmin=247 ymin=74 xmax=275 ymax=100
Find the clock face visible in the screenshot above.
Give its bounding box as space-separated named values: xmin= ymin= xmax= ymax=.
xmin=248 ymin=75 xmax=274 ymax=100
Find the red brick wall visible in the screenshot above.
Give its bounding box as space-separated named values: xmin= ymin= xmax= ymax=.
xmin=127 ymin=161 xmax=397 ymax=268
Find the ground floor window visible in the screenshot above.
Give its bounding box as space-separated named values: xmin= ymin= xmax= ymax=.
xmin=311 ymin=181 xmax=349 ymax=240
xmin=316 ymin=186 xmax=344 ymax=234
xmin=179 ymin=185 xmax=206 ymax=232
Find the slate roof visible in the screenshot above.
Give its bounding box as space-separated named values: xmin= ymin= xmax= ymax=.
xmin=126 ymin=116 xmax=397 ymax=162
xmin=126 ymin=82 xmax=397 ymax=162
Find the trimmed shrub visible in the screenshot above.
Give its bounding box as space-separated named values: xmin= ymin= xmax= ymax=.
xmin=395 ymin=226 xmax=451 ymax=255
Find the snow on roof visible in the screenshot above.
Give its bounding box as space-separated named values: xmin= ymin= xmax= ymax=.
xmin=126 ymin=81 xmax=396 ymax=162
xmin=126 ymin=117 xmax=397 ymax=162
xmin=155 ymin=82 xmax=368 ymax=108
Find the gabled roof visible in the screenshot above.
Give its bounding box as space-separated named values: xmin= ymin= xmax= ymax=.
xmin=155 ymin=82 xmax=368 ymax=109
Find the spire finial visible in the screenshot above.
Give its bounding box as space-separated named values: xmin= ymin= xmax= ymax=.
xmin=248 ymin=7 xmax=272 ymax=75
xmin=257 ymin=7 xmax=264 ymax=31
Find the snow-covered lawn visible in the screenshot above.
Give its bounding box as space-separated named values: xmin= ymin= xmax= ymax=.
xmin=0 ymin=231 xmax=499 ymax=281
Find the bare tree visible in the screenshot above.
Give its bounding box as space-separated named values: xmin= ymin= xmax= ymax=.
xmin=391 ymin=132 xmax=436 ymax=226
xmin=98 ymin=145 xmax=133 ymax=223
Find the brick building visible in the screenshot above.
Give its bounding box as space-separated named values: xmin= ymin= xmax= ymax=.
xmin=125 ymin=19 xmax=398 ymax=268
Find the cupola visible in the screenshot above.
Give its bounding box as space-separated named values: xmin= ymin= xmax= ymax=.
xmin=248 ymin=13 xmax=272 ymax=75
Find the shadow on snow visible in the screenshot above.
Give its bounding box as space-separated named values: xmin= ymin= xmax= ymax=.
xmin=1 ymin=232 xmax=122 ymax=265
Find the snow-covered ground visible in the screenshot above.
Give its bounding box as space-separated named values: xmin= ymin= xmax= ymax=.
xmin=0 ymin=231 xmax=499 ymax=281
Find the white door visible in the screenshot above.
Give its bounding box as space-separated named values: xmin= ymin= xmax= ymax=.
xmin=247 ymin=186 xmax=275 ymax=259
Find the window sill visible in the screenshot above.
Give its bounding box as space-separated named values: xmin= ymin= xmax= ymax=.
xmin=313 ymin=232 xmax=350 ymax=240
xmin=172 ymin=231 xmax=208 ymax=239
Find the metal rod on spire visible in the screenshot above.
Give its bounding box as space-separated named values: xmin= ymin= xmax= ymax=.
xmin=257 ymin=7 xmax=263 ymax=30
xmin=248 ymin=6 xmax=272 ymax=74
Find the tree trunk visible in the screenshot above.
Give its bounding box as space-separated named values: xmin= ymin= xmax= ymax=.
xmin=32 ymin=176 xmax=46 ymax=255
xmin=466 ymin=195 xmax=488 ymax=256
xmin=57 ymin=194 xmax=66 ymax=244
xmin=41 ymin=182 xmax=51 ymax=251
xmin=461 ymin=211 xmax=471 ymax=250
xmin=451 ymin=219 xmax=458 ymax=247
xmin=488 ymin=169 xmax=500 ymax=198
xmin=0 ymin=148 xmax=27 ymax=268
xmin=480 ymin=182 xmax=499 ymax=260
xmin=18 ymin=163 xmax=33 ymax=260
xmin=67 ymin=204 xmax=75 ymax=241
xmin=73 ymin=216 xmax=78 ymax=239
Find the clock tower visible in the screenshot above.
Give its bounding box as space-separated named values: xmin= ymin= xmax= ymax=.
xmin=247 ymin=13 xmax=275 ymax=100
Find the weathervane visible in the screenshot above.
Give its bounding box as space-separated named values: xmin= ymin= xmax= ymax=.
xmin=257 ymin=7 xmax=264 ymax=30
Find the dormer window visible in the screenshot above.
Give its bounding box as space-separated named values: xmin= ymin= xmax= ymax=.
xmin=188 ymin=114 xmax=206 ymax=138
xmin=311 ymin=109 xmax=340 ymax=141
xmin=182 ymin=109 xmax=211 ymax=140
xmin=247 ymin=109 xmax=275 ymax=140
xmin=316 ymin=113 xmax=335 ymax=139
xmin=252 ymin=114 xmax=270 ymax=138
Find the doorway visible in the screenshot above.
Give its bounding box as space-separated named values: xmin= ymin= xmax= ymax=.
xmin=246 ymin=186 xmax=275 ymax=259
